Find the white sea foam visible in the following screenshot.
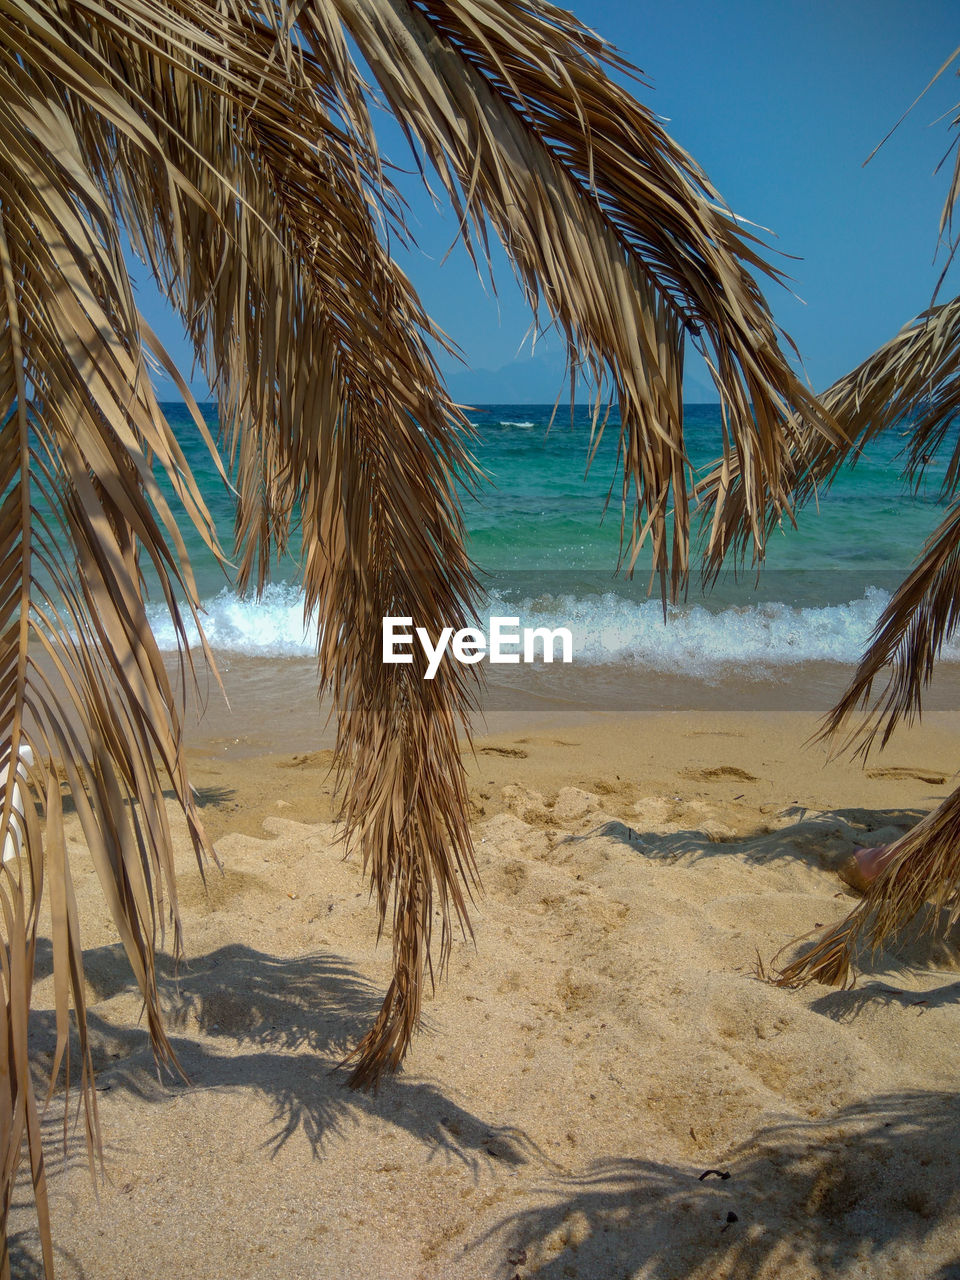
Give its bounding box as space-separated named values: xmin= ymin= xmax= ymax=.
xmin=500 ymin=420 xmax=535 ymax=428
xmin=148 ymin=583 xmax=318 ymax=657
xmin=495 ymin=586 xmax=902 ymax=676
xmin=146 ymin=582 xmax=960 ymax=673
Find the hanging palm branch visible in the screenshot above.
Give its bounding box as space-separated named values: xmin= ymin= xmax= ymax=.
xmin=774 ymin=51 xmax=960 ymax=991
xmin=329 ymin=0 xmax=843 ymax=588
xmin=0 ymin=0 xmax=841 ymax=1272
xmin=0 ymin=32 xmax=225 ymax=1273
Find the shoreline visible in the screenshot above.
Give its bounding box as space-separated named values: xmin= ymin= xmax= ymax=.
xmin=174 ymin=650 xmax=960 ymax=761
xmin=183 ymin=704 xmax=960 ymax=852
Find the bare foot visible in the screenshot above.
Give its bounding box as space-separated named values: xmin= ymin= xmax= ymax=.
xmin=838 ymin=844 xmax=898 ymax=893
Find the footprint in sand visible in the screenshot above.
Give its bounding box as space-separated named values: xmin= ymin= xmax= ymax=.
xmin=478 ymin=745 xmax=529 ymax=758
xmin=682 ymin=766 xmax=757 ymax=783
xmin=276 ymin=750 xmax=336 ymax=769
xmin=865 ymin=765 xmax=948 ymax=785
xmin=683 ymin=730 xmax=745 ymax=738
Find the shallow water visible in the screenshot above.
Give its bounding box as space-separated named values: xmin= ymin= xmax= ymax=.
xmin=151 ymin=402 xmax=960 ymax=722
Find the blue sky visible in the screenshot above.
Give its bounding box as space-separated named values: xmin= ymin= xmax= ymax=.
xmin=137 ymin=1 xmax=959 ymax=403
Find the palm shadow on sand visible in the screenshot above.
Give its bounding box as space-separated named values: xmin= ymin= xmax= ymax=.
xmin=14 ymin=939 xmax=540 ymax=1275
xmin=481 ymin=1091 xmax=960 ymax=1280
xmin=485 ymin=809 xmax=960 ymax=1276
xmin=27 ymin=938 xmax=536 ymax=1167
xmin=575 ymin=805 xmax=960 ymax=996
xmin=561 ymin=805 xmax=927 ymax=873
xmin=810 ymin=976 xmax=960 ymax=1021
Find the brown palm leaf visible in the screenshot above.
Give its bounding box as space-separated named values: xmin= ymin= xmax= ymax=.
xmin=773 ymin=54 xmax=960 ymax=992
xmin=0 ymin=22 xmax=225 ymax=1276
xmin=330 ymin=0 xmax=840 ymax=596
xmin=1 ymin=0 xmax=843 ymax=1272
xmin=59 ymin=0 xmax=484 ymax=1085
xmin=772 ymin=338 xmax=960 ymax=989
xmin=776 ymin=781 xmax=960 ymax=990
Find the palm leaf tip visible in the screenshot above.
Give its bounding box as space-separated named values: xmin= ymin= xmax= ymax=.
xmin=776 ymin=784 xmax=960 ymax=990
xmin=774 ymin=917 xmax=861 ymax=990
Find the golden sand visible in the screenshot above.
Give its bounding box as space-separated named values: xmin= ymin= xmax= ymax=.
xmin=11 ymin=708 xmax=960 ymax=1278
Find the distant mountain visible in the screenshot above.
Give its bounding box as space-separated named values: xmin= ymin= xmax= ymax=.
xmin=441 ymin=355 xmax=576 ymax=406
xmin=441 ymin=353 xmax=720 ymax=405
xmin=680 ymin=366 xmax=722 ymax=404
xmin=151 ymin=354 xmax=721 ymax=408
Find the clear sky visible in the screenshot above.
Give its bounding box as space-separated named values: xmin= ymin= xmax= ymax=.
xmin=137 ymin=1 xmax=959 ymax=403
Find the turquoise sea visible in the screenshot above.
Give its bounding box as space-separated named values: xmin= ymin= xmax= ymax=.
xmin=151 ymin=401 xmax=960 ymax=683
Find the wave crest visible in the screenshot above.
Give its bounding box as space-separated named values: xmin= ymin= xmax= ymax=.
xmin=145 ymin=583 xmax=960 ymax=673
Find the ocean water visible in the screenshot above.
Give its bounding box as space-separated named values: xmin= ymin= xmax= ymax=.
xmin=151 ymin=401 xmax=960 ymax=682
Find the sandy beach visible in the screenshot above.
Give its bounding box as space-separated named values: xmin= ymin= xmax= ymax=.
xmin=11 ymin=0 xmax=960 ymax=1273
xmin=8 ymin=698 xmax=960 ymax=1279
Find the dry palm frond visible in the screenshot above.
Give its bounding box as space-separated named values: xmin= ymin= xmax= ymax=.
xmin=328 ymin=0 xmax=840 ymax=594
xmin=1 ymin=0 xmax=845 ymax=1270
xmin=694 ymin=294 xmax=960 ymax=577
xmin=785 ymin=291 xmax=960 ymax=514
xmin=817 ymin=493 xmax=960 ymax=756
xmin=776 ymin=782 xmax=960 ymax=990
xmin=56 ymin=0 xmax=483 ymax=1086
xmin=770 ymin=52 xmax=960 ymax=993
xmin=3 ymin=6 xmax=483 ymax=1242
xmin=908 ymin=45 xmax=960 ymax=294
xmin=699 ymin=50 xmax=960 ymax=572
xmin=0 ymin=21 xmax=225 ymax=1275
xmin=823 ymin=296 xmax=960 ymax=498
xmin=725 ymin=294 xmax=960 ymax=747
xmin=768 ymin=315 xmax=960 ymax=988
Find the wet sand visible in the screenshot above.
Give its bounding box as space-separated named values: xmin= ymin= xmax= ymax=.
xmin=174 ymin=651 xmax=960 ymax=758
